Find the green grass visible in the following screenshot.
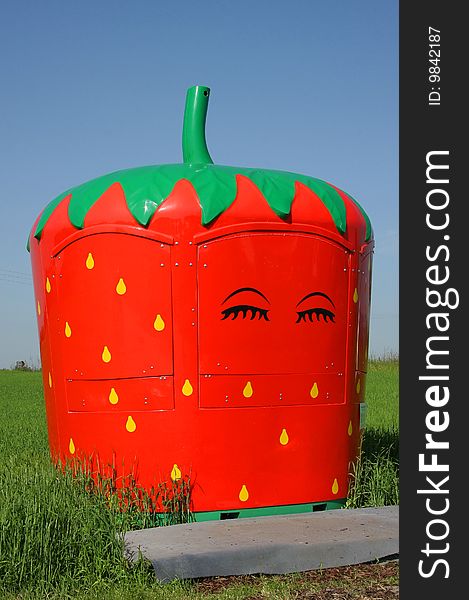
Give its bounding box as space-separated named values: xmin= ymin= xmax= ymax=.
xmin=0 ymin=371 xmax=154 ymax=596
xmin=346 ymin=358 xmax=399 ymax=508
xmin=0 ymin=362 xmax=399 ymax=598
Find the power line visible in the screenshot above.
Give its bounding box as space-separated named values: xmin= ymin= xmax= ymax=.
xmin=0 ymin=270 xmax=31 ymax=281
xmin=0 ymin=268 xmax=32 ymax=287
xmin=0 ymin=268 xmax=31 ymax=277
xmin=0 ymin=276 xmax=32 ymax=286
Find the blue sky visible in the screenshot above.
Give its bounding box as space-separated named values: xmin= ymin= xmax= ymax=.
xmin=0 ymin=0 xmax=398 ymax=368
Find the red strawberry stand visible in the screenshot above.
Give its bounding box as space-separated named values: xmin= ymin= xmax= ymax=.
xmin=28 ymin=86 xmax=373 ymax=520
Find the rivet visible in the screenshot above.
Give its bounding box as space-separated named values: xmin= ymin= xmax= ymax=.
xmin=191 ymin=322 xmax=195 ymax=326
xmin=203 ymin=264 xmax=208 ymax=268
xmin=175 ymin=262 xmax=179 ymax=266
xmin=203 ymin=244 xmax=207 ymax=248
xmin=189 ymin=262 xmax=193 ymax=266
xmin=160 ymin=244 xmax=164 ymax=248
xmin=175 ymin=241 xmax=179 ymax=245
xmin=191 ymin=308 xmax=195 ymax=312
xmin=160 ymin=263 xmax=164 ymax=267
xmin=189 ymin=241 xmax=193 ymax=245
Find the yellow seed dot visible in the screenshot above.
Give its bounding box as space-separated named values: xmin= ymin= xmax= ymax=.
xmin=102 ymin=346 xmax=111 ymax=363
xmin=37 ymin=301 xmax=41 ymax=316
xmin=280 ymin=428 xmax=289 ymax=445
xmin=69 ymin=438 xmax=75 ymax=455
xmin=116 ymin=278 xmax=127 ymax=295
xmin=65 ymin=322 xmax=72 ymax=338
xmin=153 ymin=314 xmax=165 ymax=331
xmin=243 ymin=381 xmax=253 ymax=398
xmin=109 ymin=387 xmax=119 ymax=405
xmin=171 ymin=464 xmax=182 ymax=481
xmin=332 ymin=478 xmax=339 ymax=495
xmin=46 ymin=277 xmax=51 ymax=293
xmin=125 ymin=416 xmax=136 ymax=433
xmin=353 ymin=288 xmax=359 ymax=303
xmin=356 ymin=379 xmax=361 ymax=394
xmin=239 ymin=484 xmax=249 ymax=502
xmin=48 ymin=372 xmax=52 ymax=388
xmin=348 ymin=420 xmax=353 ymax=436
xmin=182 ymin=379 xmax=193 ymax=396
xmin=86 ymin=253 xmax=95 ymax=269
xmin=310 ymin=382 xmax=319 ymax=399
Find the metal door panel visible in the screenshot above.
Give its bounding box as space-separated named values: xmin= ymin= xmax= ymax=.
xmin=199 ymin=373 xmax=345 ymax=408
xmin=66 ymin=376 xmax=174 ymax=412
xmin=54 ymin=232 xmax=173 ymax=379
xmin=198 ymin=233 xmax=349 ymax=376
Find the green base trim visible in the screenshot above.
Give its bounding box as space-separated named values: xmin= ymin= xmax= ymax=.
xmin=193 ymin=499 xmax=346 ymax=522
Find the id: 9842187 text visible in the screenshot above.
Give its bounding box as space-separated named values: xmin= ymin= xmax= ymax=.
xmin=428 ymin=27 xmax=441 ymax=106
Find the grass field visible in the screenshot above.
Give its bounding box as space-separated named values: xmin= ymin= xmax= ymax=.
xmin=0 ymin=361 xmax=398 ymax=599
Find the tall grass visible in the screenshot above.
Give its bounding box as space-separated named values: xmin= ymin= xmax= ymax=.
xmin=0 ymin=372 xmax=155 ymax=595
xmin=346 ymin=359 xmax=399 ymax=508
xmin=0 ymin=458 xmax=150 ymax=594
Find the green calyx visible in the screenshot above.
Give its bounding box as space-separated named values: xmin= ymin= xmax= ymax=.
xmin=29 ymin=85 xmax=372 ymax=247
xmin=31 ymin=163 xmax=371 ymax=241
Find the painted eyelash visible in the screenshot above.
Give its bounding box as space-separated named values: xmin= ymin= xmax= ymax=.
xmin=221 ymin=305 xmax=270 ymax=321
xmin=296 ymin=308 xmax=335 ymax=324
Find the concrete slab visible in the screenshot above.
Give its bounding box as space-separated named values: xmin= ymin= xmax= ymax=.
xmin=124 ymin=505 xmax=399 ymax=582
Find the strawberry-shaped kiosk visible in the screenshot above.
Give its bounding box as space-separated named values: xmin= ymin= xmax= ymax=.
xmin=28 ymin=86 xmax=373 ymax=520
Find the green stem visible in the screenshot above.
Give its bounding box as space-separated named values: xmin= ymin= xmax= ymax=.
xmin=182 ymin=85 xmax=214 ymax=164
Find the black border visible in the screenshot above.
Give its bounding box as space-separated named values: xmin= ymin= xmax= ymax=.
xmin=400 ymin=2 xmax=465 ymax=596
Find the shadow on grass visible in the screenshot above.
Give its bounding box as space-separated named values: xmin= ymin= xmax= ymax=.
xmin=346 ymin=426 xmax=399 ymax=509
xmin=362 ymin=427 xmax=399 ymax=462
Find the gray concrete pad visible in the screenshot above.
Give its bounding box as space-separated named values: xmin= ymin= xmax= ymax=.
xmin=124 ymin=506 xmax=399 ymax=582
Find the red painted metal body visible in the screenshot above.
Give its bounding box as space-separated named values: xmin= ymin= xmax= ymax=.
xmin=30 ymin=175 xmax=373 ymax=513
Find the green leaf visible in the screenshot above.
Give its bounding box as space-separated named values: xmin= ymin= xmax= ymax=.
xmin=189 ymin=165 xmax=238 ymax=225
xmin=247 ymin=170 xmax=294 ymax=218
xmin=344 ymin=191 xmax=373 ymax=241
xmin=34 ymin=192 xmax=70 ymax=240
xmin=295 ymin=175 xmax=347 ymax=235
